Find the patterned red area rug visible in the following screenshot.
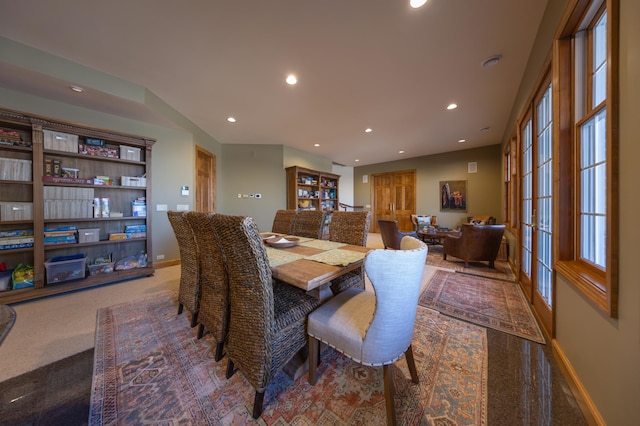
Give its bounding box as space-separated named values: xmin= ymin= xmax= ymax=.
xmin=90 ymin=291 xmax=487 ymax=425
xmin=419 ymin=270 xmax=545 ymax=344
xmin=426 ymin=244 xmax=516 ymax=282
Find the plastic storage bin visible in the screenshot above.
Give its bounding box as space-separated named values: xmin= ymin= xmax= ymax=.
xmin=88 ymin=262 xmax=115 ymax=276
xmin=78 ymin=228 xmax=100 ymax=243
xmin=43 ymin=130 xmax=79 ymax=153
xmin=119 ymin=145 xmax=141 ymax=161
xmin=44 ymin=254 xmax=87 ymax=284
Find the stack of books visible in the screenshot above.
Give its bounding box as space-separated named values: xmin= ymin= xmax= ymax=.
xmin=132 ymin=197 xmax=146 ymax=217
xmin=0 ymin=229 xmax=34 ymax=250
xmin=44 ymin=226 xmax=78 ymax=246
xmin=125 ymin=224 xmax=146 ymax=239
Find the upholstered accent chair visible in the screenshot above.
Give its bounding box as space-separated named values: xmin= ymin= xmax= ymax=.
xmin=307 ymin=236 xmax=428 ymax=425
xmin=271 ymin=209 xmax=297 ymax=234
xmin=184 ymin=212 xmax=229 ymax=361
xmin=327 ymin=211 xmax=371 ymax=294
xmin=210 ymin=214 xmax=320 ymax=419
xmin=377 ymin=219 xmax=416 ymax=250
xmin=443 ymin=223 xmax=506 ymax=268
xmin=167 ymin=210 xmax=200 ymax=327
xmin=292 ymin=210 xmax=327 ymax=239
xmin=467 ymin=215 xmax=496 ymax=225
xmin=410 ymin=214 xmax=437 ymax=231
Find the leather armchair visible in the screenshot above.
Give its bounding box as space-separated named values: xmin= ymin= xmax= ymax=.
xmin=377 ymin=219 xmax=416 ymax=249
xmin=443 ymin=223 xmax=505 ymax=268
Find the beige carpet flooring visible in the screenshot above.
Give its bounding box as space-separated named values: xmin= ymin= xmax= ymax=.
xmin=0 ymin=233 xmax=439 ymax=383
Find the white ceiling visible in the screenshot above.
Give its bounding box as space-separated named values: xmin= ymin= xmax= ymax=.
xmin=0 ymin=0 xmax=547 ymax=166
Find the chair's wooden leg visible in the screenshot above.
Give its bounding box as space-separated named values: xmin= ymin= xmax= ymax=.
xmin=489 ymin=260 xmax=495 ymax=268
xmin=177 ymin=303 xmax=184 ymax=315
xmin=443 ymin=254 xmax=447 ymax=260
xmin=405 ymin=344 xmax=419 ymax=384
xmin=308 ymin=337 xmax=319 ymax=384
xmin=383 ymin=364 xmax=397 ymax=425
xmin=214 ymin=341 xmax=224 ymax=362
xmin=252 ymin=390 xmax=265 ymax=419
xmin=197 ymin=324 xmax=205 ymax=339
xmin=226 ymin=359 xmax=235 ymax=379
xmin=190 ymin=312 xmax=199 ymax=328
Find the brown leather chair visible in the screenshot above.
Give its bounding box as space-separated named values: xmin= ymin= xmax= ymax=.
xmin=377 ymin=219 xmax=417 ymax=250
xmin=443 ymin=223 xmax=505 ymax=268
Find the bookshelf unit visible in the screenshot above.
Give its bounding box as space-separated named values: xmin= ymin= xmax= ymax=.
xmin=285 ymin=166 xmax=340 ymax=212
xmin=0 ymin=108 xmax=154 ymax=303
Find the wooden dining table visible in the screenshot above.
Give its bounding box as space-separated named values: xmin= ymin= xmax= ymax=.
xmin=261 ymin=233 xmax=371 ymax=300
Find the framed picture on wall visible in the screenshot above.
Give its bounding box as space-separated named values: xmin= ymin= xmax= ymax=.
xmin=439 ymin=180 xmax=467 ymax=212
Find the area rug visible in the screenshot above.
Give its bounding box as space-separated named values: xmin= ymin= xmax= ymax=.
xmin=426 ymin=244 xmax=516 ymax=282
xmin=419 ymin=269 xmax=545 ymax=344
xmin=90 ymin=291 xmax=487 ymax=425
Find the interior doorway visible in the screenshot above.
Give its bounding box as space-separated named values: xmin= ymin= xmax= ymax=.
xmin=370 ymin=170 xmax=416 ymax=233
xmin=195 ymin=146 xmax=216 ymax=213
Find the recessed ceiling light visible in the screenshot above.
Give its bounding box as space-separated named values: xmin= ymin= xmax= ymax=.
xmin=365 ymin=128 xmax=373 ymax=133
xmin=355 ymin=159 xmax=360 ymax=162
xmin=447 ymin=103 xmax=458 ymax=110
xmin=482 ymin=55 xmax=502 ymax=68
xmin=410 ymin=0 xmax=428 ymax=8
xmin=227 ymin=117 xmax=236 ymax=123
xmin=480 ymin=126 xmax=490 ymax=132
xmin=286 ymin=74 xmax=297 ymax=85
xmin=398 ymin=150 xmax=405 ymax=154
xmin=314 ymin=143 xmax=320 ymax=147
xmin=458 ymin=139 xmax=466 ymax=143
xmin=69 ymin=85 xmax=84 ymax=93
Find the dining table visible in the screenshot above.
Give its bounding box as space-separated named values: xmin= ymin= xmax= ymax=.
xmin=261 ymin=232 xmax=371 ymax=301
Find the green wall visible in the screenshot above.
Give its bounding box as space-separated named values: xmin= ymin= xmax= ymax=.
xmin=354 ymin=145 xmax=502 ymax=230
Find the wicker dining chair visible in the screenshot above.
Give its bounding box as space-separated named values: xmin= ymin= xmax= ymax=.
xmin=292 ymin=210 xmax=327 ymax=239
xmin=271 ymin=209 xmax=297 ymax=234
xmin=308 ymin=236 xmax=428 ymax=425
xmin=185 ymin=211 xmax=229 ymax=361
xmin=328 ymin=211 xmax=371 ymax=294
xmin=167 ymin=211 xmax=200 ymax=327
xmin=210 ymin=214 xmax=320 ymax=419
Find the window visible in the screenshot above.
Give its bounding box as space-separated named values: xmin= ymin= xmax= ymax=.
xmin=555 ymin=0 xmax=618 ymax=317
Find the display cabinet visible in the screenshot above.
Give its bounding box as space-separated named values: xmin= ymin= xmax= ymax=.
xmin=0 ymin=108 xmax=154 ymax=303
xmin=285 ymin=166 xmax=340 ymax=212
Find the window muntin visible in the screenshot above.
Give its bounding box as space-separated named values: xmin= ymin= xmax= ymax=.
xmin=555 ymin=0 xmax=617 ymax=317
xmin=537 ymin=84 xmax=553 ymax=306
xmin=579 ymin=107 xmax=607 ymax=270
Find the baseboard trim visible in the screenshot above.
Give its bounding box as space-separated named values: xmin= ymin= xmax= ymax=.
xmin=552 ymin=339 xmax=604 ymax=426
xmin=154 ymin=259 xmax=180 ymax=269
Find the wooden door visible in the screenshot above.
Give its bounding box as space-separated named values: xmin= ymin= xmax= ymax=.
xmin=195 ymin=146 xmax=216 ymax=212
xmin=371 ymin=170 xmax=415 ymax=232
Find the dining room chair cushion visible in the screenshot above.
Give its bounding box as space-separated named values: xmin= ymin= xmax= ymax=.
xmin=307 ymin=288 xmax=376 ymax=363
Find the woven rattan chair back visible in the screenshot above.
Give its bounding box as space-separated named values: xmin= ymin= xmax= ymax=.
xmin=167 ymin=211 xmax=200 ymax=327
xmin=292 ymin=210 xmax=327 ymax=239
xmin=328 ymin=211 xmax=371 ymax=294
xmin=185 ymin=211 xmax=229 ymax=360
xmin=271 ymin=209 xmax=297 ymax=234
xmin=328 ymin=211 xmax=371 ymax=246
xmin=210 ymin=214 xmax=319 ymax=418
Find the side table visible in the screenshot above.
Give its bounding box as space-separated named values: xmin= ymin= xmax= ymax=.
xmin=0 ymin=304 xmax=16 ymax=347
